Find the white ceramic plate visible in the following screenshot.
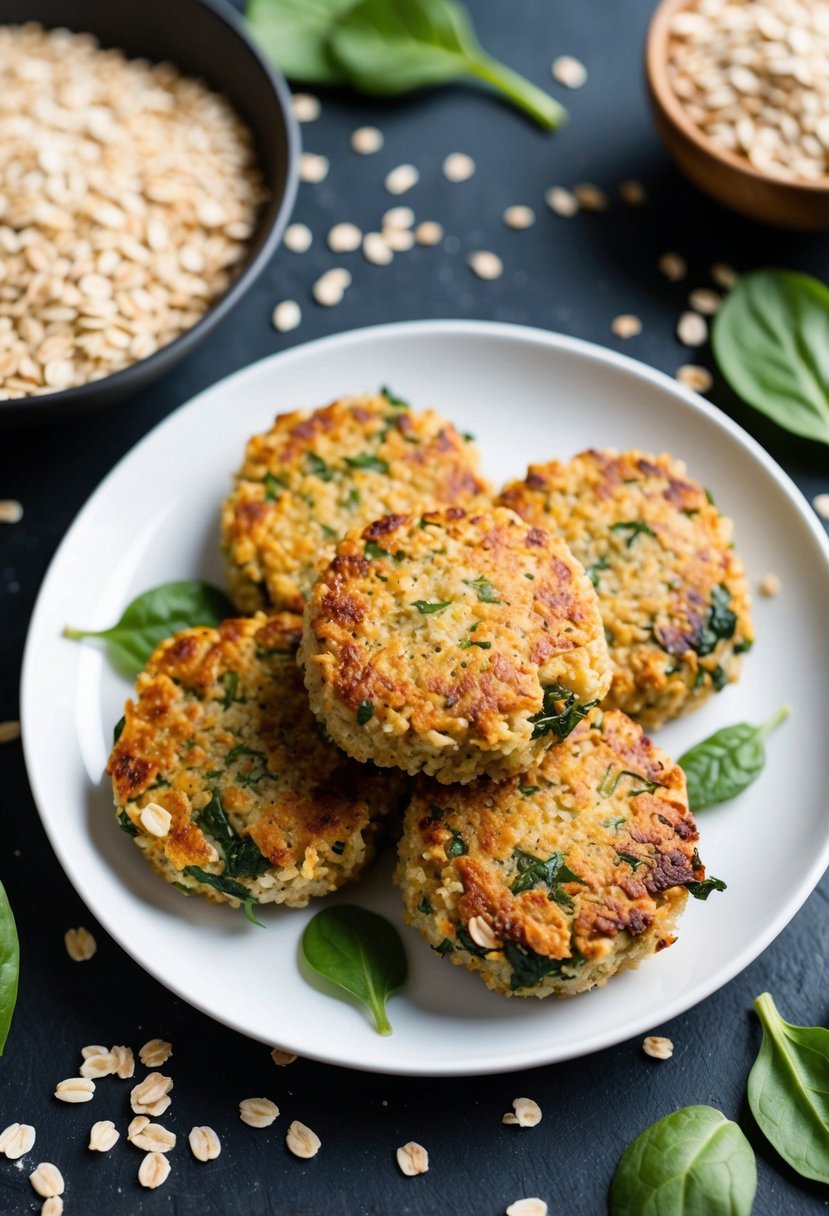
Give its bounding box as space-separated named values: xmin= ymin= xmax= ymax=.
xmin=22 ymin=321 xmax=829 ymax=1076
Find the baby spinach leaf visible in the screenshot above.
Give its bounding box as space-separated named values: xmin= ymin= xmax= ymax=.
xmin=302 ymin=905 xmax=407 ymax=1035
xmin=246 ymin=0 xmax=353 ymax=83
xmin=609 ymin=1105 xmax=756 ymax=1216
xmin=0 ymin=881 xmax=19 ymax=1055
xmin=529 ymin=685 xmax=597 ymax=742
xmin=712 ymin=269 xmax=829 ymax=446
xmin=749 ymin=992 xmax=829 ymax=1183
xmin=64 ymin=581 xmax=234 ymax=677
xmin=678 ymin=705 xmax=791 ymax=811
xmin=328 ymin=0 xmax=566 ymax=129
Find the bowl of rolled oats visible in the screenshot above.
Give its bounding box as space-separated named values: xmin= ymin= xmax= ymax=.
xmin=646 ymin=0 xmax=829 ymax=230
xmin=0 ymin=0 xmax=298 ymax=420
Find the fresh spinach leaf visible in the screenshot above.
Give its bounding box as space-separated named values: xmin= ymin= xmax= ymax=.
xmin=678 ymin=705 xmax=790 ymax=811
xmin=712 ymin=269 xmax=829 ymax=446
xmin=345 ymin=452 xmax=390 ymax=474
xmin=328 ymin=0 xmax=565 ymax=128
xmin=64 ymin=581 xmax=234 ymax=677
xmin=609 ymin=1105 xmax=756 ymax=1215
xmin=0 ymin=881 xmax=19 ymax=1055
xmin=302 ymin=905 xmax=407 ymax=1035
xmin=463 ymin=575 xmax=501 ymax=603
xmin=529 ymin=684 xmax=596 ymax=742
xmin=246 ymin=0 xmax=352 ymax=83
xmin=749 ymin=992 xmax=829 ymax=1183
xmin=412 ymin=599 xmax=452 ymax=614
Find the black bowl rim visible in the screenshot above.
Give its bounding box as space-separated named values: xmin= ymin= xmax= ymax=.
xmin=0 ymin=0 xmax=300 ymax=420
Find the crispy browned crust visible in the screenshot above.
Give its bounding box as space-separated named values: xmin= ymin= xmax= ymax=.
xmin=300 ymin=506 xmax=613 ymax=782
xmin=498 ymin=449 xmax=754 ymax=728
xmin=108 ymin=613 xmax=405 ymax=904
xmin=396 ymin=709 xmax=702 ymax=996
xmin=221 ymin=394 xmax=491 ymax=614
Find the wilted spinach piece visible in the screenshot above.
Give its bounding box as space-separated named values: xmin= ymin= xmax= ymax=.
xmin=529 ymin=685 xmax=596 ymax=741
xmin=503 ymin=940 xmax=581 ymax=991
xmin=696 ymin=585 xmax=738 ymax=656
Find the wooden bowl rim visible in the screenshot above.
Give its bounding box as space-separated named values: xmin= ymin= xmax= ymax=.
xmin=646 ymin=0 xmax=829 ymax=197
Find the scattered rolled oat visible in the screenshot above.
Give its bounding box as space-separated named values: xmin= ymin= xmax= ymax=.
xmin=284 ymin=223 xmax=313 ymax=254
xmin=467 ymin=916 xmax=498 ymax=950
xmin=0 ymin=1122 xmax=35 ymax=1160
xmin=139 ymin=802 xmax=171 ymax=838
xmin=503 ymin=205 xmax=535 ymax=229
xmin=382 ymin=206 xmax=415 ymax=230
xmin=81 ymin=1045 xmax=108 ymax=1060
xmin=363 ymin=232 xmax=394 ymax=267
xmin=396 ymin=1141 xmax=429 ymax=1176
xmin=129 ymin=1120 xmax=176 ymax=1153
xmin=130 ymin=1072 xmax=173 ymax=1116
xmin=573 ymin=183 xmax=608 ymax=211
xmin=312 ymin=270 xmax=347 ymax=307
xmin=271 ymin=1048 xmax=298 ymax=1067
xmin=0 ymin=24 xmax=263 ymax=400
xmin=351 ymin=126 xmax=384 ymax=155
xmin=711 ymin=262 xmax=738 ymax=290
xmin=611 ymin=314 xmax=643 ymax=339
xmin=415 ymin=221 xmax=444 ymax=246
xmin=64 ymin=926 xmax=96 ymax=962
xmin=0 ymin=499 xmax=23 ymax=523
xmin=642 ymin=1035 xmax=674 ymax=1060
xmin=43 ymin=1198 xmax=64 ymax=1216
xmin=383 ymin=227 xmax=415 ymax=252
xmin=0 ymin=720 xmax=21 ymax=744
xmin=545 ymin=186 xmax=579 ymax=217
xmin=502 ymin=1097 xmax=542 ymax=1127
xmin=299 ymin=152 xmax=329 ymax=184
xmin=327 ymin=223 xmax=363 ymax=253
xmin=80 ymin=1052 xmax=115 ymax=1080
xmin=138 ymin=1151 xmax=171 ymax=1190
xmin=467 ymin=251 xmax=503 ymax=281
xmin=759 ymin=572 xmax=782 ymax=597
xmin=240 ymin=1097 xmax=279 ymax=1128
xmin=619 ymin=179 xmax=647 ymax=206
xmin=292 ymin=93 xmax=320 ymax=123
xmin=272 ymin=301 xmax=301 ymax=333
xmin=658 ymin=251 xmax=688 ymax=282
xmin=54 ymin=1077 xmax=95 ymax=1104
xmin=507 ymin=1200 xmax=548 ymax=1216
xmin=676 ymin=364 xmax=713 ymax=392
xmin=286 ymin=1120 xmax=321 ymax=1159
xmin=689 ymin=287 xmax=721 ymax=315
xmin=813 ymin=492 xmax=829 ymax=521
xmin=139 ymin=1040 xmax=172 ymax=1069
xmin=385 ymin=164 xmax=420 ymax=195
xmin=551 ymin=55 xmax=588 ymax=88
xmin=677 ymin=311 xmax=708 ymax=346
xmin=443 ymin=152 xmax=476 ymax=182
xmin=88 ymin=1120 xmax=119 ymax=1152
xmin=29 ymin=1163 xmax=64 ymax=1199
xmin=189 ymin=1125 xmax=222 ymax=1162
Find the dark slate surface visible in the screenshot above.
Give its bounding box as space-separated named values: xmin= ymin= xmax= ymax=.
xmin=2 ymin=1 xmax=829 ymax=1213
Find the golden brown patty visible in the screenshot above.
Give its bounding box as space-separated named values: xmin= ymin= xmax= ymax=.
xmin=221 ymin=392 xmax=490 ymax=614
xmin=300 ymin=506 xmax=612 ymax=784
xmin=498 ymin=449 xmax=753 ymax=729
xmin=396 ymin=708 xmax=709 ymax=998
xmin=107 ymin=613 xmax=405 ymax=912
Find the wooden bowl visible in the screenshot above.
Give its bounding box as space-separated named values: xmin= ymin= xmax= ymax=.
xmin=646 ymin=0 xmax=829 ymax=230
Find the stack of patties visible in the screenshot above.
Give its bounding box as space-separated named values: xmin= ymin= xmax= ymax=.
xmin=109 ymin=393 xmax=489 ymax=912
xmin=108 ymin=393 xmax=751 ymax=1001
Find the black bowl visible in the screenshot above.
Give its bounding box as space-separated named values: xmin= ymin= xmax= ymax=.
xmin=0 ymin=0 xmax=299 ymax=423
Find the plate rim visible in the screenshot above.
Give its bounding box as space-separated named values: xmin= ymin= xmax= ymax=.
xmin=20 ymin=318 xmax=829 ymax=1075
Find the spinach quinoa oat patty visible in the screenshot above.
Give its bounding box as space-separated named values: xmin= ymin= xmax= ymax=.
xmin=221 ymin=392 xmax=490 ymax=615
xmin=299 ymin=506 xmax=613 ymax=784
xmin=498 ymin=449 xmax=753 ymax=729
xmin=396 ymin=708 xmax=714 ymax=998
xmin=107 ymin=613 xmax=405 ymax=913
